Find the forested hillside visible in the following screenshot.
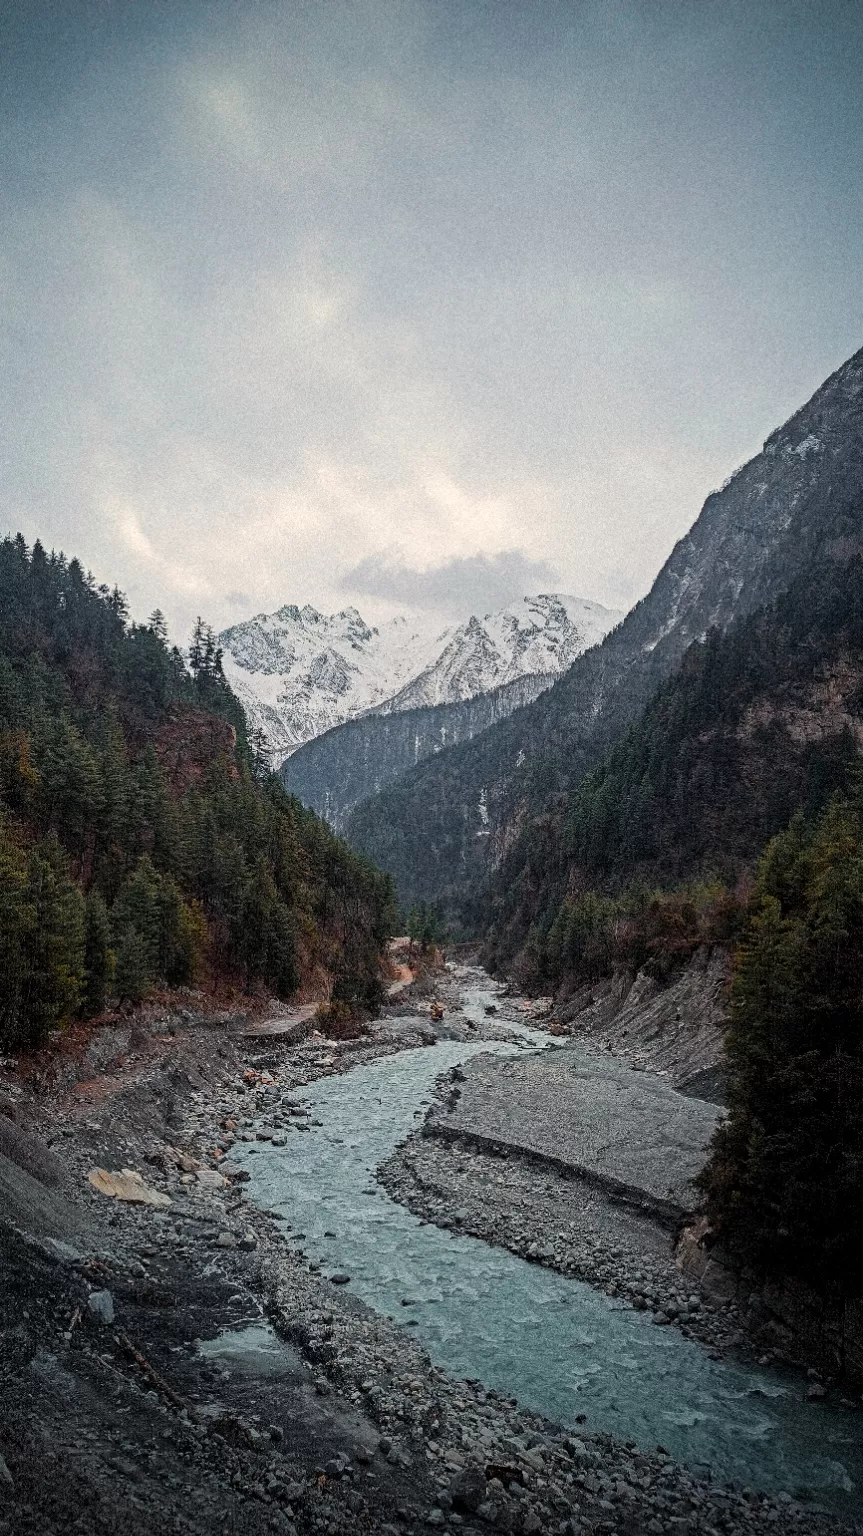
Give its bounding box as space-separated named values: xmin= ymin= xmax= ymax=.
xmin=700 ymin=789 xmax=863 ymax=1298
xmin=0 ymin=535 xmax=394 ymax=1050
xmin=348 ymin=347 xmax=863 ymax=915
xmin=481 ymin=540 xmax=863 ymax=982
xmin=282 ymin=671 xmax=554 ymax=830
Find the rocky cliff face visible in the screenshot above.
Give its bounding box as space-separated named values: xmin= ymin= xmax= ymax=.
xmin=347 ymin=346 xmax=863 ymax=911
xmin=220 ymin=593 xmax=620 ymax=766
xmin=282 ymin=672 xmax=554 ymax=829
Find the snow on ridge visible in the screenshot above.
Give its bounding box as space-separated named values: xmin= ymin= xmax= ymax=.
xmin=376 ymin=593 xmax=622 ymax=713
xmin=219 ymin=592 xmax=621 ymax=765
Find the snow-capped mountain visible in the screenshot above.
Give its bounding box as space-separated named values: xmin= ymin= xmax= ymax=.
xmin=377 ymin=594 xmax=621 ymax=713
xmin=219 ymin=605 xmax=449 ymax=762
xmin=219 ymin=594 xmax=622 ymax=764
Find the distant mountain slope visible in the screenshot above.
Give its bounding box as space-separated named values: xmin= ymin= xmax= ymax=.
xmin=282 ymin=671 xmax=555 ymax=830
xmin=347 ymin=346 xmax=863 ymax=913
xmin=219 ymin=606 xmax=447 ymax=762
xmin=376 ymin=595 xmax=620 ymax=713
xmin=220 ymin=593 xmax=620 ymax=765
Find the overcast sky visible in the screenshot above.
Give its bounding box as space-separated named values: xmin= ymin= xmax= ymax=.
xmin=1 ymin=0 xmax=861 ymax=641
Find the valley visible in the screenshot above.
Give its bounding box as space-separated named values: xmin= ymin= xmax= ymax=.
xmin=5 ymin=9 xmax=863 ymax=1534
xmin=2 ymin=961 xmax=860 ymax=1536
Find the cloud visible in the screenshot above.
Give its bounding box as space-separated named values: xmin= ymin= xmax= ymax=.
xmin=341 ymin=549 xmax=559 ymax=618
xmin=2 ymin=1 xmax=861 ymax=646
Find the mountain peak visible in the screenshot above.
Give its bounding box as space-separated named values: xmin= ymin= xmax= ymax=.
xmin=218 ymin=591 xmax=620 ymax=762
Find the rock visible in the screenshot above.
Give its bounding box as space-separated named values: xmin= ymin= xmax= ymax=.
xmin=324 ymin=1453 xmax=351 ymax=1478
xmin=87 ymin=1167 xmax=172 ymax=1209
xmin=451 ymin=1463 xmax=486 ymax=1513
xmin=216 ymin=1232 xmax=237 ymax=1248
xmin=86 ymin=1289 xmax=115 ymax=1325
xmin=476 ymin=1498 xmax=513 ymax=1529
xmin=699 ymin=1257 xmax=738 ymax=1305
xmin=237 ymin=1232 xmax=257 ymax=1251
xmin=330 ymin=1273 xmax=351 ymax=1285
xmin=195 ymin=1168 xmax=227 ymax=1190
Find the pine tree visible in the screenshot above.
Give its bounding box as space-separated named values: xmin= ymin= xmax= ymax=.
xmin=114 ymin=927 xmax=153 ymax=1005
xmin=82 ymin=890 xmax=113 ymax=1016
xmin=189 ymin=617 xmax=206 ymax=677
xmin=148 ymin=609 xmax=168 ymax=643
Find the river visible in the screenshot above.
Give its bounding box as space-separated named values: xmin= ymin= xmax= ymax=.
xmin=231 ymin=986 xmax=862 ymax=1518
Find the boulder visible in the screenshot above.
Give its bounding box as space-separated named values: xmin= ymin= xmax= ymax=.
xmin=86 ymin=1289 xmax=115 ymax=1325
xmin=451 ymin=1463 xmax=486 ymax=1513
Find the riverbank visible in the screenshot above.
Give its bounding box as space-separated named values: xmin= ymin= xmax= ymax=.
xmin=0 ymin=966 xmax=859 ymax=1535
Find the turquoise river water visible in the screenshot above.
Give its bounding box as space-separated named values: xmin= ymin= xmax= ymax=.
xmin=233 ymin=1001 xmax=862 ymax=1519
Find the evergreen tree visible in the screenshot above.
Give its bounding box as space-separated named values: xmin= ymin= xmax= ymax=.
xmin=82 ymin=890 xmax=113 ymax=1017
xmin=114 ymin=927 xmax=153 ymax=1005
xmin=701 ymin=787 xmax=863 ymax=1294
xmin=148 ymin=609 xmax=168 ymax=642
xmin=0 ymin=831 xmax=85 ymax=1049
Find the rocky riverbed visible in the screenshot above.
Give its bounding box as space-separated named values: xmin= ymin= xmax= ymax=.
xmin=378 ymin=1123 xmax=744 ymax=1356
xmin=0 ymin=965 xmax=860 ymax=1535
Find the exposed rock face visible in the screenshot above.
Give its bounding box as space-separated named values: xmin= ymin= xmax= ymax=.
xmin=219 ymin=594 xmax=620 ymax=768
xmin=154 ymin=708 xmax=238 ymax=792
xmin=282 ymin=672 xmax=555 ymax=829
xmin=348 ymin=347 xmax=863 ymax=909
xmin=677 ymin=1217 xmax=863 ymax=1385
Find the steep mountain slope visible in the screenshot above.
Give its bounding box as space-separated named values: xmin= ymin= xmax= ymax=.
xmin=282 ymin=671 xmax=554 ymax=829
xmin=220 ymin=593 xmax=620 ymax=765
xmin=219 ymin=606 xmax=447 ymax=762
xmin=347 ymin=346 xmax=863 ymax=912
xmin=484 ymin=542 xmax=863 ymax=976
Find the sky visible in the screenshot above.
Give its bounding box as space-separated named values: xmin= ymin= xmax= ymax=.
xmin=1 ymin=0 xmax=862 ymax=643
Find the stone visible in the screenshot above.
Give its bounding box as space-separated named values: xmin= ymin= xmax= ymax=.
xmin=86 ymin=1289 xmax=115 ymax=1325
xmin=451 ymin=1464 xmax=486 ymax=1513
xmin=216 ymin=1231 xmax=237 ymax=1248
xmin=330 ymin=1273 xmax=351 ymax=1285
xmin=87 ymin=1167 xmax=171 ymax=1209
xmin=196 ymin=1168 xmax=227 ymax=1190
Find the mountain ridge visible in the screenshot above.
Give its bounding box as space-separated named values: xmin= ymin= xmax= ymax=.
xmin=346 ymin=344 xmax=863 ymax=914
xmin=219 ymin=591 xmax=620 ymax=767
xmin=281 ymin=670 xmax=556 ymax=830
